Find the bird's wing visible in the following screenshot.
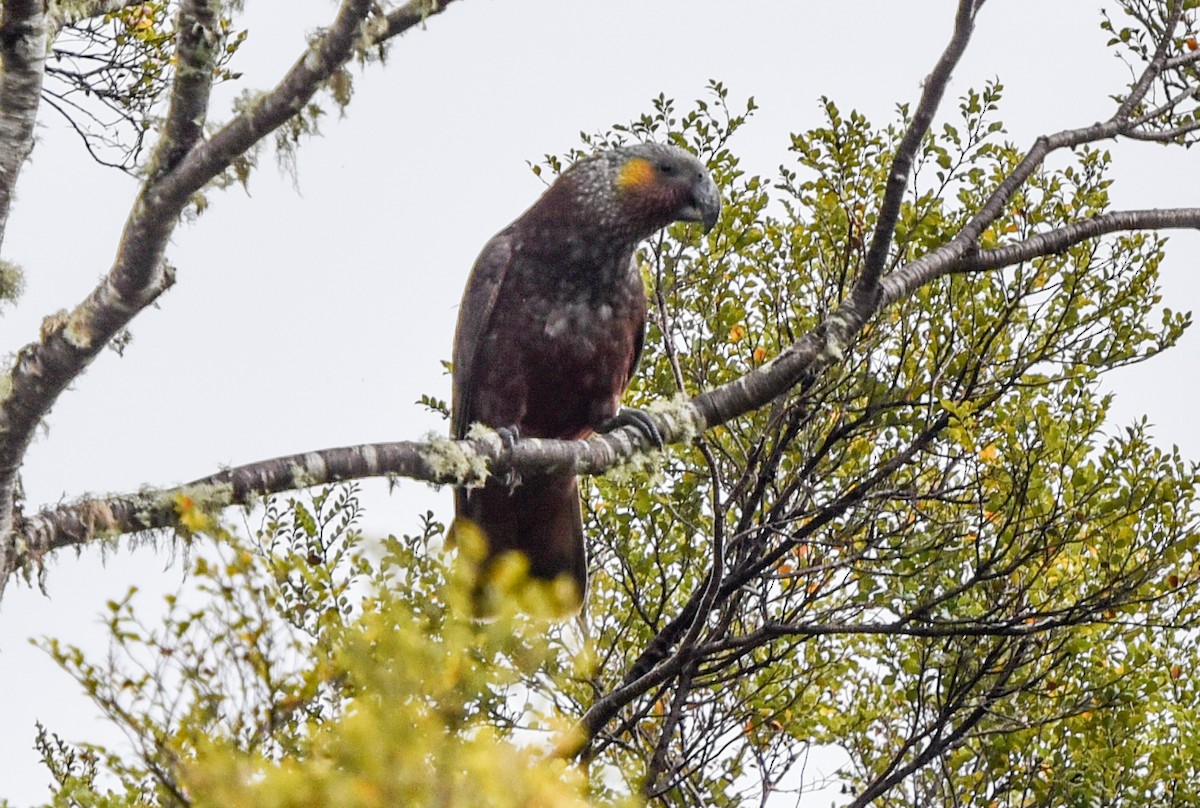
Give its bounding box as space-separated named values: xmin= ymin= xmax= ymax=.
xmin=451 ymin=231 xmax=514 ymax=440
xmin=626 ymin=256 xmax=649 ymax=388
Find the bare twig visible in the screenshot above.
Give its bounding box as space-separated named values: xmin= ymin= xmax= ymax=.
xmin=847 ymin=639 xmax=1030 ymax=808
xmin=857 ymin=0 xmax=980 ymax=298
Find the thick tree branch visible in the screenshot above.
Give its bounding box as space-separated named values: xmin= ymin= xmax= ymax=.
xmin=151 ymin=0 xmax=220 ymax=180
xmin=14 ymin=424 xmax=665 ymax=560
xmin=0 ymin=0 xmax=49 ymax=254
xmin=0 ymin=0 xmax=231 ymax=584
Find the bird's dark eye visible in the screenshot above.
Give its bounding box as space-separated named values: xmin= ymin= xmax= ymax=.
xmin=657 ymin=161 xmax=676 ymax=175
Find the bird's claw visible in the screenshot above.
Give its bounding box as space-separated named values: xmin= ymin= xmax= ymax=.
xmin=495 ymin=425 xmax=521 ymax=492
xmin=599 ymin=408 xmax=664 ymax=449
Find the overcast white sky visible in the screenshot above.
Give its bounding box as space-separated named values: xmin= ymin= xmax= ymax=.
xmin=2 ymin=1 xmax=1197 ymax=804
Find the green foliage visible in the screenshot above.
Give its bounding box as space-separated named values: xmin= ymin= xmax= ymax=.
xmin=33 ymin=488 xmax=612 ymax=808
xmin=1101 ymin=1 xmax=1200 ymax=144
xmin=567 ymin=80 xmax=1199 ymax=804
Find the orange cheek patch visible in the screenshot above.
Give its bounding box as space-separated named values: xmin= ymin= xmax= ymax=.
xmin=616 ymin=157 xmax=655 ymax=189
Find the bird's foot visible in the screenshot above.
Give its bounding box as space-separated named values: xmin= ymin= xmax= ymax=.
xmin=495 ymin=425 xmax=521 ymax=492
xmin=598 ymin=408 xmax=664 ymax=449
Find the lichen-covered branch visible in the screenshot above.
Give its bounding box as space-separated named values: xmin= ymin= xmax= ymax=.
xmin=0 ymin=0 xmax=465 ymax=590
xmin=0 ymin=0 xmax=49 ymax=254
xmin=13 ymin=416 xmax=688 ymax=562
xmin=151 ymin=0 xmax=220 ymax=179
xmin=156 ymin=0 xmax=372 ymax=205
xmin=0 ymin=0 xmax=232 ymax=583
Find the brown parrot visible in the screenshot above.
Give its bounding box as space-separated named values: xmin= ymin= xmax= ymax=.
xmin=451 ymin=142 xmax=720 ymax=603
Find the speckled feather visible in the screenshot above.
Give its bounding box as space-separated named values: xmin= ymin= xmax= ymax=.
xmin=451 ymin=143 xmax=720 ymax=604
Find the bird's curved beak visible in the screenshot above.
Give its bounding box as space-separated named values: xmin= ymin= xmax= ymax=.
xmin=678 ymin=175 xmax=722 ymax=233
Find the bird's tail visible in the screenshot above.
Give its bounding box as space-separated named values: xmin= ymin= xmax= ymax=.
xmin=453 ymin=471 xmax=587 ymax=606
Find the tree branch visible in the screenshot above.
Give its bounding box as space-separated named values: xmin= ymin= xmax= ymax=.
xmin=1114 ymin=0 xmax=1184 ymax=121
xmin=941 ymin=207 xmax=1200 ymax=276
xmin=151 ymin=0 xmax=220 ymax=180
xmin=857 ymin=0 xmax=979 ymax=297
xmin=1123 ymin=117 xmax=1200 ymax=142
xmin=847 ymin=639 xmax=1030 ymax=808
xmin=0 ymin=0 xmax=49 ymax=254
xmin=47 ymin=0 xmax=144 ymax=34
xmin=0 ymin=0 xmax=467 ymax=590
xmin=377 ymin=0 xmax=464 ymax=40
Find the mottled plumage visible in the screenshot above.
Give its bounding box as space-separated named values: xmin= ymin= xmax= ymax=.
xmin=451 ymin=143 xmax=720 ymax=604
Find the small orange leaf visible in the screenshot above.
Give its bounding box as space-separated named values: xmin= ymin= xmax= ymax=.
xmin=753 ymin=346 xmax=768 ymax=363
xmin=1186 ymin=36 xmax=1198 ymax=51
xmin=1171 ymin=664 xmax=1183 ymax=680
xmin=729 ymin=324 xmax=747 ymax=342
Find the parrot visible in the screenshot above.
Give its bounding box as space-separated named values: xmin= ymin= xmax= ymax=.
xmin=451 ymin=142 xmax=720 ymax=604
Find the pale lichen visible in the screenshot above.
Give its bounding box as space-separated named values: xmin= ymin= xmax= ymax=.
xmin=39 ymin=309 xmax=69 ymax=343
xmin=64 ymin=307 xmax=94 ymax=350
xmin=424 ymin=431 xmax=492 ymax=487
xmin=465 ymin=422 xmax=505 ymax=451
xmin=0 ymin=259 xmax=25 ymax=308
xmin=601 ymin=443 xmax=666 ymax=486
xmin=79 ymin=499 xmax=119 ymax=537
xmin=819 ymin=313 xmax=851 ymax=364
xmin=289 ymin=453 xmax=331 ymax=489
xmin=646 ymin=395 xmax=706 ymax=443
xmin=140 ymin=482 xmax=235 ymax=535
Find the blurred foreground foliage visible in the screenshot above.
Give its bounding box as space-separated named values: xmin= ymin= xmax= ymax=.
xmin=33 ymin=485 xmax=615 ymax=808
